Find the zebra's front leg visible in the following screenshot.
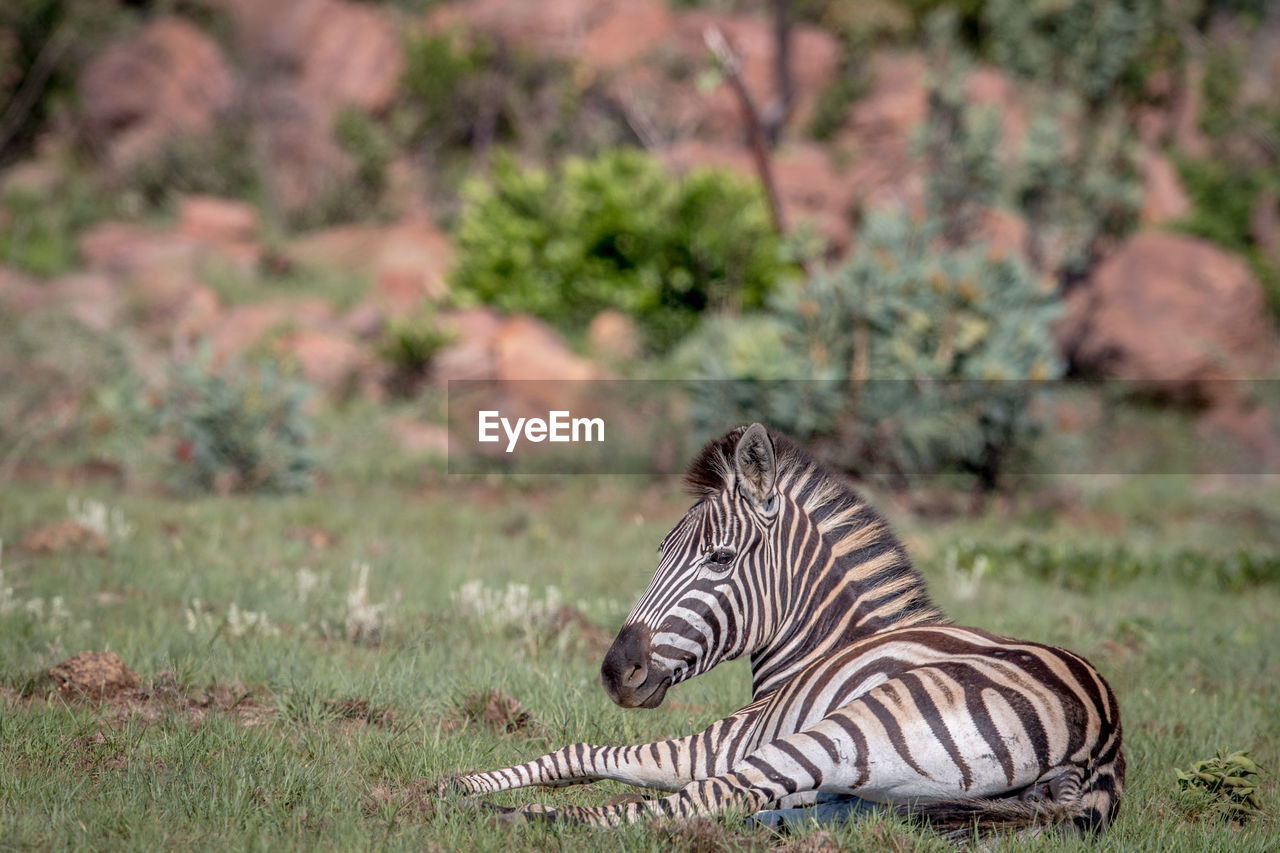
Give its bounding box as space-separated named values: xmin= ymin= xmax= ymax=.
xmin=501 ymin=720 xmax=854 ymax=826
xmin=442 ymin=741 xmax=692 ymax=797
xmin=442 ymin=701 xmax=768 ymax=798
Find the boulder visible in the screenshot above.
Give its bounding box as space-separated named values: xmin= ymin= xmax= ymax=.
xmin=587 ymin=309 xmax=641 ymax=362
xmin=278 ymin=328 xmax=372 ymax=395
xmin=79 ymin=18 xmax=236 ymax=170
xmin=1058 ymin=231 xmax=1280 ymax=403
xmin=178 ymin=196 xmax=259 ymax=245
xmin=493 ymin=315 xmax=601 ymax=382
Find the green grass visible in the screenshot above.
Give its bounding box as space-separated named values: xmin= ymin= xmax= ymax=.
xmin=1 ymin=405 xmax=1278 ymax=850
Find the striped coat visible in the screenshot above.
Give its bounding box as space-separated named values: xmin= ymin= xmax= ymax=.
xmin=442 ymin=424 xmax=1124 ymax=836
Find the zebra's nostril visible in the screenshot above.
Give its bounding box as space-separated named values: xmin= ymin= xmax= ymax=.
xmin=623 ymin=662 xmax=647 ymax=688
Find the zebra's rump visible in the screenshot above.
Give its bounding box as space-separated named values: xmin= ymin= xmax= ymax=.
xmin=742 ymin=624 xmax=1124 ymax=828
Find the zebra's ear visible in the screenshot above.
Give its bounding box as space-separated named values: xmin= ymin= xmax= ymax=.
xmin=733 ymin=423 xmax=777 ymax=506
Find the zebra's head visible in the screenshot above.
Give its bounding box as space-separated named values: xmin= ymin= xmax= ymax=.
xmin=601 ymin=423 xmax=785 ymax=709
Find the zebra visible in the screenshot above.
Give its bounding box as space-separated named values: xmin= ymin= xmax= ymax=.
xmin=440 ymin=423 xmax=1125 ymax=836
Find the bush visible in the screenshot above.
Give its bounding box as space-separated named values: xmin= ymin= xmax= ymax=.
xmin=677 ymin=209 xmax=1062 ymax=486
xmin=450 ymin=149 xmax=788 ymax=352
xmin=0 ymin=166 xmax=109 ymax=276
xmin=158 ymin=355 xmax=314 ymax=496
xmin=982 ymin=0 xmax=1164 ymax=108
xmin=377 ymin=306 xmax=455 ymax=397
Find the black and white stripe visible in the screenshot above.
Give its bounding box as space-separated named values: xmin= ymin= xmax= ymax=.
xmin=442 ymin=424 xmax=1124 ymax=836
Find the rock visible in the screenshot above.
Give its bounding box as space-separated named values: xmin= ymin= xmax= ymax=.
xmin=977 ymin=206 xmax=1028 ymax=261
xmin=430 ymin=307 xmax=504 ymax=383
xmin=587 ymin=309 xmax=641 ymax=361
xmin=371 ymin=221 xmax=453 ymax=313
xmin=1250 ymin=188 xmax=1280 ymax=270
xmin=0 ymin=266 xmax=51 ymax=313
xmin=79 ymin=17 xmax=236 ymax=170
xmin=582 ymin=0 xmax=676 ymax=73
xmin=1059 ymin=232 xmax=1280 ymax=403
xmin=1198 ymin=401 xmax=1280 ymax=471
xmin=297 ymin=0 xmax=404 ymax=116
xmin=178 ymin=196 xmax=259 ymax=245
xmin=20 ymin=519 xmax=107 ymax=555
xmin=388 ymin=418 xmax=451 ymax=457
xmin=49 ymin=652 xmax=139 ymax=699
xmin=257 ymin=81 xmax=353 ymax=216
xmin=278 ymin=328 xmax=371 ymax=396
xmin=281 ymin=223 xmax=385 ymax=274
xmin=493 ymin=315 xmax=601 ymax=382
xmin=1138 ymin=150 xmax=1191 ymax=226
xmin=78 ymin=222 xmax=204 ymax=278
xmin=173 ymin=284 xmax=224 ymax=344
xmin=50 ymin=273 xmax=121 ymax=332
xmin=211 ymin=299 xmax=330 ymax=361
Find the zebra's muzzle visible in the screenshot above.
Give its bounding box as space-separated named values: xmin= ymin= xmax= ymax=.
xmin=600 ymin=623 xmax=672 ymax=709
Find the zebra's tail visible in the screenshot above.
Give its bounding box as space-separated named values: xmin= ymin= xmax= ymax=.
xmin=901 ymin=736 xmax=1126 ymax=840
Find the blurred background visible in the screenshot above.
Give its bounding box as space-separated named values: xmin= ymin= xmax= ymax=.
xmin=2 ymin=0 xmax=1279 ymax=500
xmin=1 ymin=0 xmax=1279 ymax=496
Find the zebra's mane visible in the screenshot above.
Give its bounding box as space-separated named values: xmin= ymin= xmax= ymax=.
xmin=685 ymin=425 xmax=948 ymax=632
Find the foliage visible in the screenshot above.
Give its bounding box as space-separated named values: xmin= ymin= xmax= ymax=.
xmin=677 ymin=209 xmax=1062 ymax=486
xmin=945 ymin=541 xmax=1280 ymax=592
xmin=396 ymin=30 xmax=614 ymax=176
xmin=296 ymin=107 xmax=396 ymax=230
xmin=0 ymin=160 xmax=110 ymax=275
xmin=1174 ymin=750 xmax=1263 ymax=822
xmin=157 ymin=354 xmax=314 ymax=496
xmin=1175 ymin=157 xmax=1280 ymax=315
xmin=377 ymin=306 xmax=455 ymax=397
xmin=981 ymin=0 xmax=1164 ymax=108
xmin=0 ymin=0 xmax=134 ymax=163
xmin=125 ymin=118 xmax=261 ymax=211
xmin=920 ymin=9 xmax=1000 ymax=246
xmin=1012 ymin=102 xmax=1141 ymax=279
xmin=450 ymin=149 xmax=787 ymax=352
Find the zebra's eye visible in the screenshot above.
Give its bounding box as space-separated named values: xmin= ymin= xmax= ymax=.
xmin=708 ymin=548 xmax=735 ymax=566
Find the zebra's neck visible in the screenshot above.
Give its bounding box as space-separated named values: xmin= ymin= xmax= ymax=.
xmin=747 ymin=488 xmax=948 ymax=700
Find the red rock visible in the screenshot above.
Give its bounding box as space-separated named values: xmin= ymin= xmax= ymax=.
xmin=78 ymin=222 xmax=204 ymax=278
xmin=281 ymin=223 xmax=385 ymax=274
xmin=179 ymin=196 xmax=259 ymax=245
xmin=210 ymin=303 xmax=288 ymax=361
xmin=494 ymin=315 xmax=600 ymax=382
xmin=279 ymin=328 xmax=370 ymax=394
xmin=430 ymin=306 xmax=505 ymax=383
xmin=372 ymin=221 xmax=453 ymax=312
xmin=79 ymin=18 xmax=235 ymax=170
xmin=173 ymin=284 xmax=224 ymax=343
xmin=0 ymin=266 xmax=50 ymax=313
xmin=582 ymin=0 xmax=678 ymax=73
xmin=51 ymin=273 xmax=121 ymax=332
xmin=1058 ymin=232 xmax=1280 ymax=403
xmin=257 ymin=81 xmax=353 ymax=215
xmin=388 ymin=418 xmax=451 ymax=457
xmin=298 ymin=0 xmax=404 ymax=116
xmin=587 ymin=309 xmax=641 ymax=361
xmin=1138 ymin=150 xmax=1190 ymax=226
xmin=978 ymin=207 xmax=1028 ymax=261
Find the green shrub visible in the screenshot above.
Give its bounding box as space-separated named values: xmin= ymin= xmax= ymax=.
xmin=450 ymin=149 xmax=788 ymax=352
xmin=158 ymin=355 xmax=314 ymax=496
xmin=982 ymin=0 xmax=1164 ymax=108
xmin=0 ymin=163 xmax=113 ymax=276
xmin=126 ymin=120 xmax=261 ymax=210
xmin=377 ymin=306 xmax=455 ymax=396
xmin=677 ymin=209 xmax=1062 ymax=485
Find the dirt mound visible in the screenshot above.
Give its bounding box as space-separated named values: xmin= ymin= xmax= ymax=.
xmin=20 ymin=520 xmax=107 ymax=555
xmin=459 ymin=689 xmax=535 ymax=735
xmin=48 ymin=652 xmax=139 ymax=698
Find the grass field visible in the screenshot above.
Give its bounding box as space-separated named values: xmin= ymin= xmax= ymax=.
xmin=1 ymin=404 xmax=1278 ymax=851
